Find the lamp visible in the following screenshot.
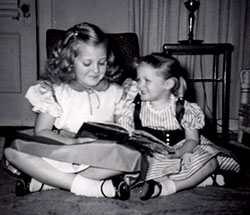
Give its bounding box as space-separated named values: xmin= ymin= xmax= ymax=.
xmin=179 ymin=0 xmax=203 ymax=44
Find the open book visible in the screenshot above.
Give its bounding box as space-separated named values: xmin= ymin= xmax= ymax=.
xmin=76 ymin=121 xmax=175 ymax=155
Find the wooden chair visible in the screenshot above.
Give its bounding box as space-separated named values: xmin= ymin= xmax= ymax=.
xmin=238 ymin=69 xmax=250 ymax=144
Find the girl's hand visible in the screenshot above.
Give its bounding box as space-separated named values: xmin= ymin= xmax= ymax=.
xmin=122 ymin=78 xmax=134 ymax=91
xmin=164 ymin=152 xmax=179 ymax=159
xmin=182 ymin=152 xmax=193 ymax=166
xmin=122 ymin=78 xmax=138 ymax=98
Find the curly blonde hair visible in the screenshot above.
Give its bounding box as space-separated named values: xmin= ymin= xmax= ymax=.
xmin=41 ymin=22 xmax=118 ymax=84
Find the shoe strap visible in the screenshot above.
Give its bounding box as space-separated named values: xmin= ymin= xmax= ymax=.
xmin=100 ymin=180 xmax=109 ymax=198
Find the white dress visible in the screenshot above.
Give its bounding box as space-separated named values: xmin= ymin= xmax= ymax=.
xmin=25 ymin=81 xmax=124 ymax=173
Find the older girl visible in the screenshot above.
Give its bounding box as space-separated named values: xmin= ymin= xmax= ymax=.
xmin=4 ymin=22 xmax=144 ymax=199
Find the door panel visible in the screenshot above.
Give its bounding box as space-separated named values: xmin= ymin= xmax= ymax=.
xmin=0 ymin=0 xmax=37 ymax=126
xmin=0 ymin=33 xmax=21 ymax=92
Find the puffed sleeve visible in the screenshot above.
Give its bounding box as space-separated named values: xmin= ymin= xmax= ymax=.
xmin=114 ymin=79 xmax=138 ymax=131
xmin=181 ymin=102 xmax=205 ymax=130
xmin=25 ymin=81 xmax=62 ymax=117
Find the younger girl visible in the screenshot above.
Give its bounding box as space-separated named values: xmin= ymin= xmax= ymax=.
xmin=4 ymin=22 xmax=144 ymax=199
xmin=118 ymin=53 xmax=240 ymax=200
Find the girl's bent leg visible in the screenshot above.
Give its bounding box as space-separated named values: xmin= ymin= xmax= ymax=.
xmin=4 ymin=148 xmax=123 ymax=198
xmin=4 ymin=148 xmax=74 ymax=190
xmin=155 ymin=157 xmax=218 ymax=197
xmin=172 ymin=157 xmax=218 ymax=192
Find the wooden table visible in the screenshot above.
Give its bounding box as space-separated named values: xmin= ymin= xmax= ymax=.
xmin=163 ymin=43 xmax=234 ymax=141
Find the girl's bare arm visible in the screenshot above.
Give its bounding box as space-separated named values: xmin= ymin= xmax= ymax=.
xmin=34 ymin=112 xmax=95 ymax=145
xmin=169 ymin=128 xmax=199 ymax=158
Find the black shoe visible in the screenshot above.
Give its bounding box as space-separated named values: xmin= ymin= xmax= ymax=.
xmin=101 ymin=176 xmax=130 ymax=200
xmin=140 ymin=180 xmax=162 ymax=201
xmin=15 ymin=173 xmax=32 ymax=196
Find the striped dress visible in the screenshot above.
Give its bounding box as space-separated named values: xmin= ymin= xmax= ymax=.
xmin=117 ymin=94 xmax=240 ymax=181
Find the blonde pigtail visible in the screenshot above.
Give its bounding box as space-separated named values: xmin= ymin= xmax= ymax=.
xmin=177 ymin=76 xmax=187 ymax=99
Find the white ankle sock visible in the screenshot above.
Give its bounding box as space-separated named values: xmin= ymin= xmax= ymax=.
xmin=29 ymin=178 xmax=43 ymax=192
xmin=101 ymin=180 xmax=116 ymax=197
xmin=215 ymin=174 xmax=225 ymax=186
xmin=42 ymin=184 xmax=56 ymax=191
xmin=198 ymin=174 xmax=225 ymax=187
xmin=70 ymin=175 xmax=115 ymax=197
xmin=197 ymin=176 xmax=214 ymax=187
xmin=29 ymin=178 xmax=56 ymax=192
xmin=160 ymin=180 xmax=176 ymax=196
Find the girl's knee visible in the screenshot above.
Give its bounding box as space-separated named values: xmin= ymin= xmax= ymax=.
xmin=4 ymin=148 xmax=26 ymax=164
xmin=207 ymin=157 xmax=218 ymax=172
xmin=4 ymin=148 xmax=16 ymax=162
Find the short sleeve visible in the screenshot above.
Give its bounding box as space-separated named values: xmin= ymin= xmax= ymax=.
xmin=25 ymin=82 xmax=62 ymax=117
xmin=181 ymin=102 xmax=205 ymax=129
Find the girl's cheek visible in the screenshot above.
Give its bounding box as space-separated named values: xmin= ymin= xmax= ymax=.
xmin=131 ymin=80 xmax=139 ymax=92
xmin=137 ymin=79 xmax=143 ymax=88
xmin=139 ymin=81 xmax=148 ymax=90
xmin=137 ymin=83 xmax=142 ymax=92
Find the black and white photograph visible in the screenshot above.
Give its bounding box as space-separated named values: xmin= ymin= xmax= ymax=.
xmin=0 ymin=0 xmax=250 ymax=214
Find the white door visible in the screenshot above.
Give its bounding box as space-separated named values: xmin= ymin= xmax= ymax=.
xmin=0 ymin=0 xmax=37 ymax=126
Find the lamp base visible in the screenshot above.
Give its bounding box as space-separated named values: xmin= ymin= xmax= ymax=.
xmin=178 ymin=39 xmax=203 ymax=44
